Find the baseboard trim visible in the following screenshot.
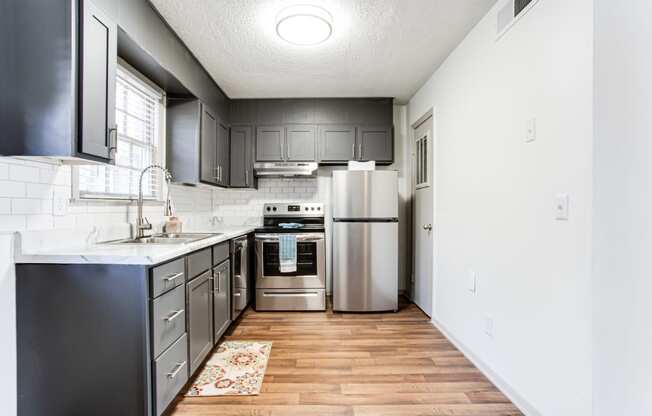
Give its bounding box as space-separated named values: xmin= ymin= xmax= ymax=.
xmin=430 ymin=317 xmax=542 ymax=416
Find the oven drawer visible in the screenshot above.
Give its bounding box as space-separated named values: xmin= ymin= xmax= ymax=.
xmin=255 ymin=289 xmax=325 ymax=311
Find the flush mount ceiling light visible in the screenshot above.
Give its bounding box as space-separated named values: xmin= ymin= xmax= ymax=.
xmin=276 ymin=4 xmax=333 ymax=46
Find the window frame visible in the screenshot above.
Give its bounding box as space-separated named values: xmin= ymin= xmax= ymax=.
xmin=71 ymin=59 xmax=167 ymax=204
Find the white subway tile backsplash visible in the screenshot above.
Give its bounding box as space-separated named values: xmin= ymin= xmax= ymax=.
xmin=11 ymin=198 xmax=42 ymax=215
xmin=26 ymin=183 xmax=54 ymax=199
xmin=0 ymin=164 xmax=8 ymax=180
xmin=0 ymin=181 xmax=26 ymax=198
xmin=0 ymin=199 xmax=9 ymax=215
xmin=26 ymin=215 xmax=54 ymax=230
xmin=9 ymin=164 xmax=40 ymax=183
xmin=0 ymin=215 xmax=26 ymax=231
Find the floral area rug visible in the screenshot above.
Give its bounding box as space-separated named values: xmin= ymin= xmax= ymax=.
xmin=185 ymin=341 xmax=272 ymax=396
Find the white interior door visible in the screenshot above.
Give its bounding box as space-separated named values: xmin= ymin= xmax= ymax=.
xmin=412 ymin=115 xmax=434 ymax=316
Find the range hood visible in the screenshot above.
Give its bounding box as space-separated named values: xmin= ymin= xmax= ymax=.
xmin=254 ymin=162 xmax=318 ymax=178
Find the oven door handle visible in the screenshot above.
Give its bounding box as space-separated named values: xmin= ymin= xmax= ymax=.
xmin=255 ymin=234 xmax=324 ymax=243
xmin=262 ymin=291 xmax=321 ymax=297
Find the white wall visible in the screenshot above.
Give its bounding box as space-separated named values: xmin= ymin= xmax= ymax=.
xmin=593 ymin=1 xmax=652 ymax=414
xmin=408 ymin=0 xmax=593 ymax=414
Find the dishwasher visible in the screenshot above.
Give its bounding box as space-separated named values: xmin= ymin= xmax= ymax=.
xmin=231 ymin=235 xmax=250 ymax=320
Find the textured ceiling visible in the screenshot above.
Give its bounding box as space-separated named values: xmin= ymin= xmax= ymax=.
xmin=150 ymin=0 xmax=497 ymax=102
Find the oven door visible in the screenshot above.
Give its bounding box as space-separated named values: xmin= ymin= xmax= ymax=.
xmin=255 ymin=233 xmax=325 ymax=289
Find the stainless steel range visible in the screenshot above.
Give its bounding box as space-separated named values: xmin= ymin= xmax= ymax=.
xmin=254 ymin=202 xmax=326 ymax=311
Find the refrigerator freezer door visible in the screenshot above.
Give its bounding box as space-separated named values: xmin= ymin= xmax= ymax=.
xmin=332 ymin=170 xmax=398 ymax=219
xmin=332 ymin=221 xmax=398 ymax=312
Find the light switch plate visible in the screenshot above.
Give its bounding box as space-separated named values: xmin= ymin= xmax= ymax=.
xmin=468 ymin=269 xmax=477 ymax=294
xmin=484 ymin=315 xmax=494 ymax=338
xmin=525 ymin=118 xmax=536 ymax=142
xmin=555 ymin=194 xmax=569 ymax=220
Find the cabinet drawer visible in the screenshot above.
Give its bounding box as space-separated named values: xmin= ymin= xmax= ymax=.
xmin=212 ymin=241 xmax=229 ymax=266
xmin=187 ymin=248 xmax=211 ymax=280
xmin=154 ymin=333 xmax=188 ymax=416
xmin=151 ymin=285 xmax=186 ymax=358
xmin=151 ymin=258 xmax=185 ymax=298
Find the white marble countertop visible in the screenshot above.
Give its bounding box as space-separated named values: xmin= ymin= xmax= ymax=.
xmin=13 ymin=226 xmax=257 ymax=265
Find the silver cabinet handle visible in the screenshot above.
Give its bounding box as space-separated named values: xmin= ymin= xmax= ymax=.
xmin=358 ymin=142 xmax=363 ymax=160
xmin=351 ymin=143 xmax=355 ymax=159
xmin=233 ymin=292 xmax=241 ymax=297
xmin=280 ymin=140 xmax=284 ymax=160
xmin=423 ymin=224 xmax=432 ymax=231
xmin=245 ymin=170 xmax=249 ymax=186
xmin=164 ymin=272 xmax=184 ymax=282
xmin=163 ymin=309 xmax=184 ymax=322
xmin=217 ymin=270 xmax=221 ymax=293
xmin=166 ymin=361 xmax=186 ymax=379
xmin=108 ymin=126 xmax=118 ymax=161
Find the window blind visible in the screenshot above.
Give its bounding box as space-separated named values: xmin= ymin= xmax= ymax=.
xmin=77 ymin=66 xmax=164 ymax=200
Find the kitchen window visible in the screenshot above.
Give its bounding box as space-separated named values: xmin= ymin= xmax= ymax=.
xmin=73 ymin=63 xmax=165 ymax=201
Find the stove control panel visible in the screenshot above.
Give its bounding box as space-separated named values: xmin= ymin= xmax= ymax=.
xmin=263 ymin=203 xmax=324 ymax=217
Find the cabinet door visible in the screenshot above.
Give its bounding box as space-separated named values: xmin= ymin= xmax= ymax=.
xmin=200 ymin=106 xmax=217 ymax=184
xmin=213 ymin=260 xmax=231 ymax=344
xmin=286 ymin=125 xmax=316 ymax=161
xmin=230 ymin=126 xmax=253 ymax=187
xmin=256 ymin=125 xmax=285 ymax=162
xmin=187 ymin=270 xmax=213 ymax=374
xmin=357 ymin=126 xmax=393 ymax=163
xmin=217 ymin=121 xmax=230 ymax=186
xmin=79 ymin=0 xmax=117 ymax=160
xmin=319 ymin=125 xmax=356 ymax=162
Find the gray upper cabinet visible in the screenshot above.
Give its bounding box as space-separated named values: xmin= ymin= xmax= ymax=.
xmin=256 ymin=126 xmax=285 ymax=162
xmin=286 ymin=125 xmax=317 ymax=161
xmin=213 ymin=260 xmax=231 ymax=344
xmin=217 ymin=121 xmax=230 ymax=186
xmin=231 ymin=98 xmax=394 ymax=166
xmin=79 ymin=0 xmax=117 ymax=160
xmin=200 ymin=105 xmax=218 ymax=185
xmin=230 ymin=126 xmax=254 ymax=188
xmin=1 ymin=0 xmax=119 ymax=162
xmin=187 ymin=270 xmax=213 ymax=374
xmin=167 ymin=99 xmax=229 ymax=187
xmin=319 ymin=125 xmax=357 ymax=162
xmin=358 ymin=126 xmax=393 ymax=163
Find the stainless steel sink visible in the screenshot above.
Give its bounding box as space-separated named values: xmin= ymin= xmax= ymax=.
xmin=102 ymin=233 xmax=222 ymax=245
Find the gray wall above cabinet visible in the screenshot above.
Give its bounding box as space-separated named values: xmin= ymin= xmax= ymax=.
xmin=94 ymin=0 xmax=230 ymax=121
xmin=230 ymin=98 xmax=393 ymax=126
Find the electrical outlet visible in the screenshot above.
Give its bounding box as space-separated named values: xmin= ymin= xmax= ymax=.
xmin=52 ymin=193 xmax=68 ymax=216
xmin=525 ymin=118 xmax=536 ymax=142
xmin=484 ymin=315 xmax=494 ymax=338
xmin=468 ymin=270 xmax=477 ymax=294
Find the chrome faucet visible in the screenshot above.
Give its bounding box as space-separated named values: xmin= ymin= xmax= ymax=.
xmin=136 ymin=164 xmax=173 ymax=239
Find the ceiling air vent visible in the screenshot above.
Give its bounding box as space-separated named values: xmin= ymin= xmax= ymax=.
xmin=496 ymin=0 xmax=539 ymax=38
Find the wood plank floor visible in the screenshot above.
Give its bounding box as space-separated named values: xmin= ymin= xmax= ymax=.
xmin=169 ymin=299 xmax=523 ymax=416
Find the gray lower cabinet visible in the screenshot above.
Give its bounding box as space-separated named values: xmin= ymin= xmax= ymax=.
xmin=151 ymin=285 xmax=186 ymax=358
xmin=16 ymin=241 xmax=239 ymax=416
xmin=357 ymin=125 xmax=393 ymax=163
xmin=213 ymin=260 xmax=231 ymax=344
xmin=286 ymin=124 xmax=317 ymax=161
xmin=187 ymin=269 xmax=214 ymax=374
xmin=256 ymin=125 xmax=285 ymax=161
xmin=154 ymin=334 xmax=188 ymax=415
xmin=230 ymin=126 xmax=254 ymax=188
xmin=319 ymin=125 xmax=357 ymax=162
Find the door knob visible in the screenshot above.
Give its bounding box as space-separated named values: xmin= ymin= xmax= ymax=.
xmin=423 ymin=224 xmax=432 ymax=231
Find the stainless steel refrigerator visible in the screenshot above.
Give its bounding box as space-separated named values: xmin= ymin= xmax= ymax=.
xmin=332 ymin=170 xmax=399 ymax=312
